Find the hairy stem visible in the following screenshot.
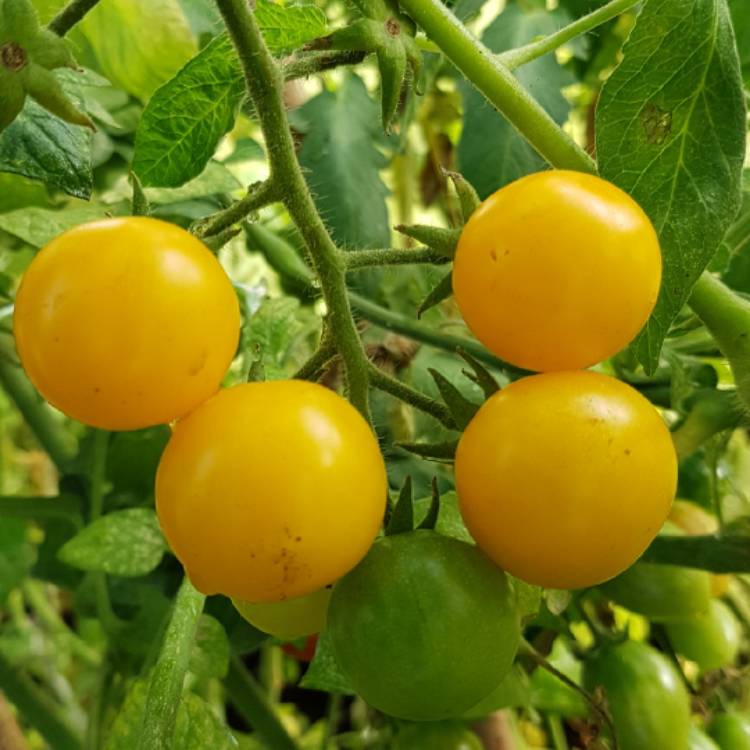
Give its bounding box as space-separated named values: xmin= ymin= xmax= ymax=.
xmin=346 ymin=247 xmax=448 ymax=270
xmin=195 ymin=180 xmax=279 ymax=239
xmin=368 ymin=363 xmax=456 ymax=429
xmin=283 ymin=50 xmax=367 ymax=80
xmin=216 ymin=0 xmax=371 ymax=420
xmin=48 ymin=0 xmax=102 ymax=36
xmin=499 ymin=0 xmax=640 ymax=69
xmin=349 ymin=291 xmax=525 ymax=376
xmin=397 ymin=0 xmax=595 ymax=173
xmin=137 ymin=577 xmax=206 ymax=750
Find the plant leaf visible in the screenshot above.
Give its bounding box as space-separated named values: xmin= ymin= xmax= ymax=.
xmin=300 ymin=629 xmax=353 ymax=694
xmin=190 ymin=615 xmax=230 ymax=680
xmin=596 ymin=0 xmax=746 ymax=373
xmin=255 ymin=0 xmax=328 ymax=52
xmin=58 ymin=508 xmax=167 ymax=577
xmin=0 ymin=205 xmax=118 ymax=247
xmin=385 ymin=476 xmax=414 ymax=535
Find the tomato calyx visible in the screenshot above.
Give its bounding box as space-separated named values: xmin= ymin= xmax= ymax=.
xmin=1 ymin=41 xmax=26 ymax=71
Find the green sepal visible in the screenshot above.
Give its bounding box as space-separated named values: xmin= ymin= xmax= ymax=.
xmin=396 ymin=440 xmax=458 ymax=461
xmin=457 ymin=349 xmax=500 ymax=399
xmin=417 ymin=269 xmax=452 ymax=318
xmin=2 ymin=0 xmax=38 ymax=45
xmin=403 ymin=34 xmax=423 ymax=95
xmin=428 ymin=368 xmax=480 ymax=430
xmin=129 ymin=172 xmax=151 ymax=216
xmin=416 ymin=478 xmax=440 ymax=531
xmin=445 ymin=170 xmax=481 ymax=223
xmin=27 ymin=29 xmax=78 ymax=71
xmin=22 ymin=64 xmax=94 ymax=130
xmin=0 ymin=67 xmax=25 ymax=130
xmin=385 ymin=476 xmax=414 ymax=535
xmin=349 ymin=0 xmax=389 ymax=21
xmin=325 ymin=18 xmax=385 ymax=53
xmin=395 ymin=223 xmax=460 ymax=258
xmin=377 ymin=40 xmax=406 ymax=132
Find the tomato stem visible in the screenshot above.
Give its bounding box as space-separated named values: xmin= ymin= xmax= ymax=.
xmin=48 ymin=0 xmax=102 ymax=36
xmin=195 ymin=179 xmax=280 ymax=239
xmin=670 ymin=389 xmax=741 ymax=461
xmin=395 ymin=0 xmax=596 ymax=173
xmin=345 ymin=246 xmax=448 ymax=270
xmin=499 ymin=0 xmax=640 ymax=70
xmin=136 ymin=576 xmax=206 ymax=750
xmin=215 ymin=0 xmax=372 ymax=422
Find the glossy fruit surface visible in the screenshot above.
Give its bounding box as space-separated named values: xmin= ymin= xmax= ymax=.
xmin=13 ymin=217 xmax=240 ymax=430
xmin=393 ymin=722 xmax=483 ymax=750
xmin=600 ymin=560 xmax=711 ymax=621
xmin=689 ymin=726 xmax=721 ymax=750
xmin=667 ymin=599 xmax=742 ymax=671
xmin=455 ymin=371 xmax=677 ymax=589
xmin=328 ymin=531 xmax=520 ymax=721
xmin=156 ymin=380 xmax=387 ymax=601
xmin=584 ymin=640 xmax=690 ymax=750
xmin=453 ymin=170 xmax=661 ymax=371
xmin=233 ymin=587 xmax=331 ymax=639
xmin=709 ymin=714 xmax=750 ymax=750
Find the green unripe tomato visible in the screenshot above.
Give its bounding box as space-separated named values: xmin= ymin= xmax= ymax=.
xmin=584 ymin=640 xmax=690 ymax=750
xmin=709 ymin=714 xmax=750 ymax=750
xmin=599 ymin=560 xmax=711 ymax=621
xmin=328 ymin=530 xmax=520 ymax=721
xmin=393 ymin=722 xmax=482 ymax=750
xmin=689 ymin=726 xmax=721 ymax=750
xmin=666 ymin=600 xmax=742 ymax=671
xmin=232 ymin=587 xmax=331 ymax=640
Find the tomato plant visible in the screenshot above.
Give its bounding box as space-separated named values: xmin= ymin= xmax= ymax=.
xmin=0 ymin=0 xmax=748 ymax=747
xmin=155 ymin=380 xmax=387 ymax=602
xmin=453 ymin=171 xmax=661 ymax=372
xmin=455 ymin=370 xmax=677 ymax=588
xmin=709 ymin=714 xmax=750 ymax=750
xmin=328 ymin=530 xmax=520 ymax=721
xmin=13 ymin=217 xmax=240 ymax=430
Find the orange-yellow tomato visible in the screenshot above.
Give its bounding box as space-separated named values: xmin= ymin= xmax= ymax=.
xmin=13 ymin=217 xmax=240 ymax=430
xmin=454 ymin=371 xmax=677 ymax=589
xmin=452 ymin=171 xmax=661 ymax=372
xmin=155 ymin=380 xmax=387 ymax=602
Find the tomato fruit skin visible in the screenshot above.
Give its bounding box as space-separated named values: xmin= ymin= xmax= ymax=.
xmin=689 ymin=726 xmax=721 ymax=750
xmin=709 ymin=714 xmax=750 ymax=750
xmin=452 ymin=170 xmax=661 ymax=372
xmin=155 ymin=380 xmax=387 ymax=602
xmin=600 ymin=560 xmax=711 ymax=621
xmin=455 ymin=371 xmax=677 ymax=589
xmin=666 ymin=599 xmax=742 ymax=671
xmin=233 ymin=587 xmax=331 ymax=640
xmin=13 ymin=217 xmax=240 ymax=430
xmin=393 ymin=721 xmax=482 ymax=750
xmin=328 ymin=530 xmax=520 ymax=721
xmin=584 ymin=640 xmax=690 ymax=750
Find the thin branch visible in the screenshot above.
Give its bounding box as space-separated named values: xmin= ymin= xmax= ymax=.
xmin=368 ymin=363 xmax=456 ymax=429
xmin=293 ymin=339 xmax=338 ymax=381
xmin=499 ymin=0 xmax=641 ymax=69
xmin=194 ymin=179 xmax=279 ymax=239
xmin=283 ymin=50 xmax=367 ymax=80
xmin=216 ymin=0 xmax=372 ymax=421
xmin=48 ymin=0 xmax=102 ymax=36
xmin=345 ymin=247 xmax=449 ymax=271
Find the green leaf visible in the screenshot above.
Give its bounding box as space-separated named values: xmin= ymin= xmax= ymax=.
xmin=428 ymin=367 xmax=480 ymax=430
xmin=79 ymin=0 xmax=198 ymax=101
xmin=58 ymin=508 xmax=167 ymax=577
xmin=297 ymin=73 xmax=390 ymax=249
xmin=412 ymin=490 xmax=472 ymax=543
xmin=596 ymin=0 xmax=746 ymax=373
xmin=417 ymin=270 xmax=453 ymax=317
xmin=458 ymin=4 xmax=574 ymax=199
xmin=0 ymin=94 xmax=93 ymax=198
xmin=133 ymin=34 xmax=245 ymax=188
xmin=642 ymin=534 xmax=750 ymax=573
xmin=106 ymin=426 xmax=170 ymax=495
xmin=300 ymin=629 xmax=353 ymax=694
xmin=415 ymin=478 xmax=440 ymax=531
xmin=728 ymin=0 xmax=750 ymax=85
xmin=0 ymin=172 xmax=49 ymax=211
xmin=143 ymin=160 xmax=241 ymax=204
xmin=255 ymin=0 xmax=328 ymax=52
xmin=190 ymin=615 xmax=230 ymax=680
xmin=105 ymin=680 xmax=235 ymax=750
xmin=458 ymin=349 xmax=500 ymax=399
xmin=385 ymin=476 xmax=414 ymax=535
xmin=0 ymin=205 xmax=115 ymax=247
xmin=0 ymin=519 xmax=35 ymax=605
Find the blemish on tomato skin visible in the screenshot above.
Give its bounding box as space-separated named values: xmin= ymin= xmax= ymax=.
xmin=490 ymin=249 xmax=498 ymax=261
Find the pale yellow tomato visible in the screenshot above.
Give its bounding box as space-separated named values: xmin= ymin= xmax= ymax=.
xmin=155 ymin=380 xmax=387 ymax=602
xmin=454 ymin=371 xmax=677 ymax=589
xmin=452 ymin=171 xmax=661 ymax=372
xmin=13 ymin=217 xmax=240 ymax=430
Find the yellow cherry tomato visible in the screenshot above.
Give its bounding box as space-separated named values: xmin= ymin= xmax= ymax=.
xmin=452 ymin=171 xmax=661 ymax=372
xmin=155 ymin=380 xmax=387 ymax=602
xmin=13 ymin=217 xmax=240 ymax=430
xmin=232 ymin=586 xmax=331 ymax=640
xmin=455 ymin=371 xmax=677 ymax=589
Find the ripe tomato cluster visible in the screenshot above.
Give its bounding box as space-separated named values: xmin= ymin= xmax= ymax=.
xmin=12 ymin=171 xmax=685 ymax=727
